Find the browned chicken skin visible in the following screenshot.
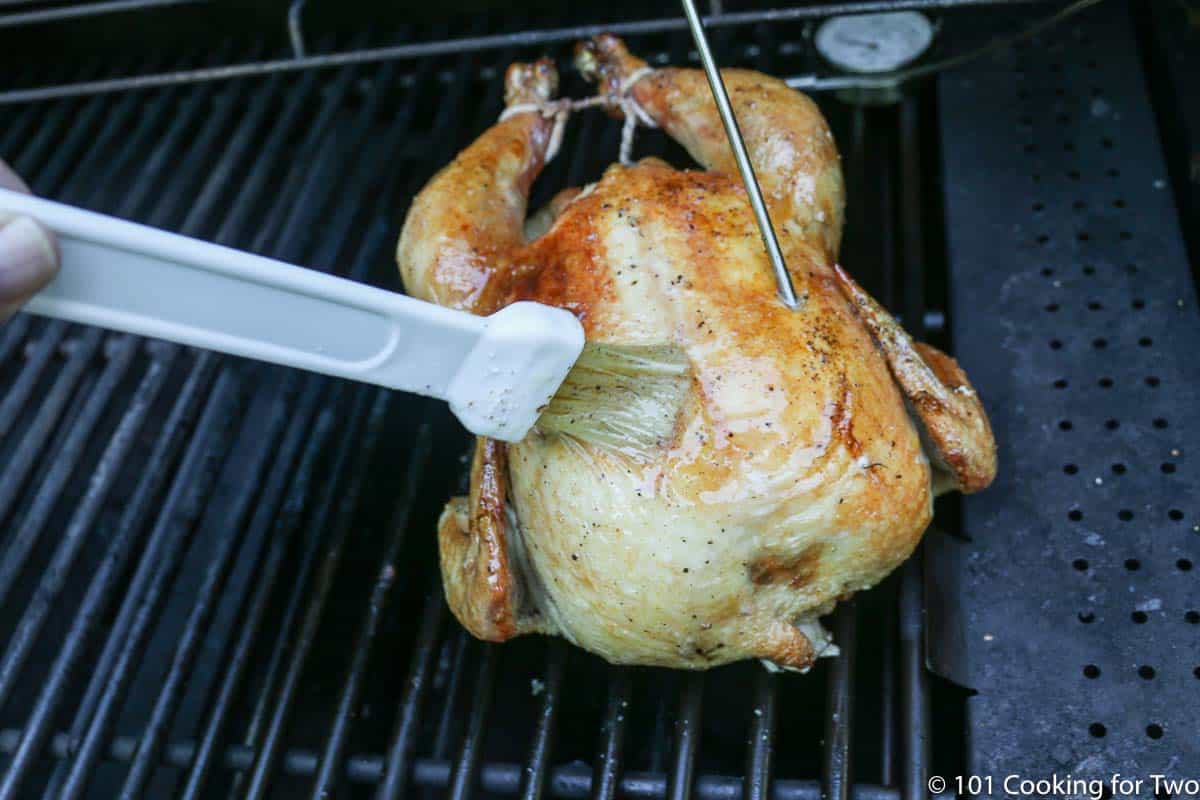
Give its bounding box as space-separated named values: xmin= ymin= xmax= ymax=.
xmin=397 ymin=37 xmax=996 ymax=670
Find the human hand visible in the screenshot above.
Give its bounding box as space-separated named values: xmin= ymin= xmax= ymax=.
xmin=0 ymin=160 xmax=59 ymax=321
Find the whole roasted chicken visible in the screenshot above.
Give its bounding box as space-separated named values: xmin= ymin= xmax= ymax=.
xmin=397 ymin=36 xmax=996 ymax=671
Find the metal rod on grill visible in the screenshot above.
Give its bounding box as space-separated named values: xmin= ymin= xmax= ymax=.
xmin=678 ymin=0 xmax=800 ymax=309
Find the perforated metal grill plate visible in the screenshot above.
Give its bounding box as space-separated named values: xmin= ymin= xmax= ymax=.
xmin=932 ymin=0 xmax=1200 ymax=787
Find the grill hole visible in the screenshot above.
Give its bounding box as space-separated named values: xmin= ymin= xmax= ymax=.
xmin=1114 ymin=198 xmax=1126 ymax=208
xmin=1063 ymin=464 xmax=1078 ymax=475
xmin=1132 ymin=298 xmax=1145 ymax=309
xmin=1083 ymin=664 xmax=1101 ymax=678
xmin=1050 ymin=339 xmax=1064 ymax=350
xmin=1037 ymin=234 xmax=1050 ymax=245
xmin=1146 ymin=376 xmax=1160 ymax=387
xmin=1069 ymin=509 xmax=1084 ymax=522
xmin=1107 ymin=167 xmax=1120 ymax=177
xmin=1098 ymin=377 xmax=1113 ymax=388
xmin=1074 ymin=200 xmax=1087 ymax=211
xmin=1185 ymin=611 xmax=1199 ymax=624
xmin=1101 ymin=137 xmax=1114 ymax=148
xmin=1089 ymin=723 xmax=1107 ymax=738
xmin=1032 ymin=201 xmax=1045 ymax=212
xmin=1112 ymin=463 xmax=1127 ymax=474
xmin=1176 ymin=559 xmax=1192 ymax=572
xmin=1153 ymin=417 xmax=1168 ymax=428
xmin=1132 ymin=611 xmax=1149 ymax=624
xmin=1079 ymin=611 xmax=1095 ymax=623
xmin=1169 ymin=509 xmax=1184 ymax=521
xmin=1046 ymin=303 xmax=1060 ymax=312
xmin=1060 ymin=420 xmax=1073 ymax=431
xmin=1119 ymin=231 xmax=1133 ymax=241
xmin=1138 ymin=665 xmax=1156 ymax=680
xmin=1162 ymin=463 xmax=1176 ymax=474
xmin=1194 ymin=666 xmax=1200 ymax=679
xmin=1140 ymin=337 xmax=1154 ymax=347
xmin=1124 ymin=558 xmax=1140 ymax=571
xmin=1072 ymin=558 xmax=1089 ymax=571
xmin=1118 ymin=509 xmax=1134 ymax=522
xmin=1041 ymin=267 xmax=1054 ymax=276
xmin=1054 ymin=378 xmax=1069 ymax=389
xmin=1105 ymin=419 xmax=1120 ymax=430
xmin=1088 ymin=301 xmax=1102 ymax=310
xmin=1092 ymin=338 xmax=1107 ymax=349
xmin=1077 ymin=232 xmax=1090 ymax=242
xmin=1147 ymin=724 xmax=1164 ymax=740
xmin=1083 ymin=264 xmax=1096 ymax=275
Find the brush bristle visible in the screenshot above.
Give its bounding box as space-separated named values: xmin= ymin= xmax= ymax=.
xmin=535 ymin=342 xmax=692 ymax=457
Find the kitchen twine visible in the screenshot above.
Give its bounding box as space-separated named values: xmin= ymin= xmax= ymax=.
xmin=499 ymin=66 xmax=657 ymax=166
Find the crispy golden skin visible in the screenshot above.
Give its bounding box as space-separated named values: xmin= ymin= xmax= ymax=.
xmin=398 ymin=38 xmax=996 ymax=670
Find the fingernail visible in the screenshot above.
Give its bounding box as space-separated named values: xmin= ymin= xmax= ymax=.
xmin=0 ymin=216 xmax=59 ymax=304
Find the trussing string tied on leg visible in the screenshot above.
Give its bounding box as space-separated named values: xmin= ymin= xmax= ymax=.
xmin=614 ymin=67 xmax=658 ymax=166
xmin=499 ymin=98 xmax=571 ymax=163
xmin=497 ymin=67 xmax=658 ymax=167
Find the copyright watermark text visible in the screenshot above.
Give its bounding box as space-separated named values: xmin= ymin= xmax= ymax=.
xmin=928 ymin=773 xmax=1200 ymax=798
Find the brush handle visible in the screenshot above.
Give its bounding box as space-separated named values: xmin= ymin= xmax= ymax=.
xmin=1 ymin=188 xmax=584 ymax=441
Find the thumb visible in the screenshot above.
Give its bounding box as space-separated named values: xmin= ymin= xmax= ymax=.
xmin=0 ymin=215 xmax=60 ymax=320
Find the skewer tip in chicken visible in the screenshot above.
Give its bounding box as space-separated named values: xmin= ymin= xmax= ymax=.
xmin=397 ymin=36 xmax=996 ymax=671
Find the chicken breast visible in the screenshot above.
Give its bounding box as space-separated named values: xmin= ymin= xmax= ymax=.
xmin=397 ymin=38 xmax=996 ymax=670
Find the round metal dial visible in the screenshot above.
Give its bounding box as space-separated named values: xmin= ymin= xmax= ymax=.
xmin=815 ymin=12 xmax=934 ymax=74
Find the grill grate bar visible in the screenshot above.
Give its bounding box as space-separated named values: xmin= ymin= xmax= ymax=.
xmin=0 ymin=315 xmax=30 ymax=370
xmin=311 ymin=422 xmax=435 ymax=798
xmin=5 ymin=364 xmax=241 ymax=800
xmin=426 ymin=630 xmax=471 ymax=785
xmin=447 ymin=645 xmax=500 ymax=800
xmin=374 ymin=591 xmax=447 ymax=800
xmin=113 ymin=370 xmax=298 ymax=800
xmin=0 ymin=0 xmax=206 ymax=29
xmin=36 ymin=350 xmax=220 ymax=800
xmin=822 ymin=603 xmax=858 ymax=800
xmin=591 ymin=668 xmax=632 ymax=800
xmin=0 ymin=327 xmax=102 ymax=543
xmin=53 ymin=367 xmax=246 ymax=800
xmin=49 ymin=52 xmax=335 ymax=797
xmin=519 ymin=641 xmax=568 ymax=800
xmin=0 ymin=335 xmax=154 ymax=712
xmin=0 ymin=724 xmax=902 ymax=799
xmin=896 ymin=95 xmax=930 ymax=800
xmin=898 ymin=564 xmax=929 ymax=800
xmin=239 ymin=387 xmax=392 ymax=799
xmin=39 ymin=61 xmax=292 ymax=798
xmin=226 ymin=383 xmax=346 ymax=792
xmin=666 ymin=673 xmax=705 ymax=800
xmin=879 ymin=587 xmax=897 ymax=786
xmin=0 ymin=318 xmax=67 ymax=442
xmin=743 ymin=671 xmax=777 ymax=800
xmin=177 ymin=376 xmax=332 ymax=800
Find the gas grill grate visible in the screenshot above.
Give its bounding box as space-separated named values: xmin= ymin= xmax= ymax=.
xmin=0 ymin=3 xmax=1129 ymax=798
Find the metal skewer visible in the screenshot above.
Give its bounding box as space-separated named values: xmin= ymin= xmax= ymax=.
xmin=679 ymin=0 xmax=801 ymax=309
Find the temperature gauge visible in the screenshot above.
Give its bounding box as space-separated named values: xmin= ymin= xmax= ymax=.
xmin=815 ymin=12 xmax=935 ymax=74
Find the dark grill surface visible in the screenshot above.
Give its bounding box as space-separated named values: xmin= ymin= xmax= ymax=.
xmin=0 ymin=1 xmax=1194 ymax=798
xmin=930 ymin=0 xmax=1200 ymax=785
